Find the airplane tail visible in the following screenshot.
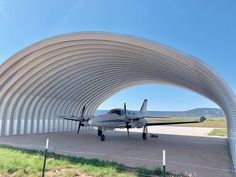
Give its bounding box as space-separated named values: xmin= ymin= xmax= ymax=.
xmin=140 ymin=99 xmax=148 ymax=114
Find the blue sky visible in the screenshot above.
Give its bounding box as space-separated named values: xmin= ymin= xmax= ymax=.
xmin=0 ymin=0 xmax=235 ymax=111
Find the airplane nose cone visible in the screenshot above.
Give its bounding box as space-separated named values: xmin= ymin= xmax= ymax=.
xmin=88 ymin=119 xmax=93 ymax=125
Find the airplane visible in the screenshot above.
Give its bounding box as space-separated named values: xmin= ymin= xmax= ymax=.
xmin=58 ymin=99 xmax=206 ymax=141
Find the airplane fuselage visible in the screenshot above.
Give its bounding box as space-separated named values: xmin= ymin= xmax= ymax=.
xmin=60 ymin=99 xmax=206 ymax=141
xmin=88 ymin=109 xmax=147 ymax=129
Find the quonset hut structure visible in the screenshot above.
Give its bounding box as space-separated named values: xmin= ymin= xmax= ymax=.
xmin=0 ymin=33 xmax=236 ymax=169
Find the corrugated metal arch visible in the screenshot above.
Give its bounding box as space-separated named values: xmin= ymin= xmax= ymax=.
xmin=0 ymin=32 xmax=236 ymax=170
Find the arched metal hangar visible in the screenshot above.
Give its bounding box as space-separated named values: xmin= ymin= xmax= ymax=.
xmin=0 ymin=33 xmax=236 ymax=170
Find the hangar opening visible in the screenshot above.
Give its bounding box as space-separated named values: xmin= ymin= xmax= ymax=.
xmin=0 ymin=33 xmax=235 ymax=171
xmin=97 ymin=84 xmax=222 ymax=111
xmin=97 ymin=84 xmax=227 ymax=136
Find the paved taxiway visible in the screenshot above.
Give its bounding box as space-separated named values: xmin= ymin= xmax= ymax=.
xmin=0 ymin=130 xmax=233 ymax=177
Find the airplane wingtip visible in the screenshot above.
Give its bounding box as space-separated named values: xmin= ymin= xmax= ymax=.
xmin=200 ymin=116 xmax=206 ymax=122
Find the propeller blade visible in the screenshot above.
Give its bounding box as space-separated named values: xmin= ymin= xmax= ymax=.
xmin=124 ymin=103 xmax=126 ymax=112
xmin=124 ymin=103 xmax=127 ymax=119
xmin=127 ymin=126 xmax=130 ymax=138
xmin=77 ymin=122 xmax=81 ymax=134
xmin=124 ymin=102 xmax=130 ymax=138
xmin=81 ymin=105 xmax=86 ymax=118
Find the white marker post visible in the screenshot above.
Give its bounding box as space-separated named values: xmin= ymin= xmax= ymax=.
xmin=42 ymin=138 xmax=49 ymax=177
xmin=163 ymin=150 xmax=166 ymax=177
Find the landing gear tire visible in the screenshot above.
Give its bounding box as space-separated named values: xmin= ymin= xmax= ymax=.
xmin=97 ymin=129 xmax=102 ymax=136
xmin=142 ymin=132 xmax=147 ymax=140
xmin=101 ymin=134 xmax=105 ymax=141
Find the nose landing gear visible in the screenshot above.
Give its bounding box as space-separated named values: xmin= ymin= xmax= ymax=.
xmin=97 ymin=129 xmax=102 ymax=136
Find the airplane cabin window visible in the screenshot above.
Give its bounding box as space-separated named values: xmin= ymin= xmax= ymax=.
xmin=110 ymin=109 xmax=121 ymax=116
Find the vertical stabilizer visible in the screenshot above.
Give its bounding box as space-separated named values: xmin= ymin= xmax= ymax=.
xmin=140 ymin=99 xmax=148 ymax=113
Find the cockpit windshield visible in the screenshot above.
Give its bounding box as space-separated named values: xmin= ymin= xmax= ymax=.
xmin=108 ymin=109 xmax=123 ymax=116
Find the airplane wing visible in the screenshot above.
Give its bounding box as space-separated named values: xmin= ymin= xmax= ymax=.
xmin=57 ymin=115 xmax=81 ymax=121
xmin=145 ymin=116 xmax=206 ymax=126
xmin=58 ymin=115 xmax=91 ymax=121
xmin=63 ymin=117 xmax=80 ymax=121
xmin=144 ymin=116 xmax=170 ymax=119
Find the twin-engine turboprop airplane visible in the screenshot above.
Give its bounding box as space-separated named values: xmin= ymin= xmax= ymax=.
xmin=58 ymin=99 xmax=206 ymax=141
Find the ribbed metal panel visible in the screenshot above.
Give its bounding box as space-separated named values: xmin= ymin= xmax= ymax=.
xmin=0 ymin=33 xmax=236 ymax=170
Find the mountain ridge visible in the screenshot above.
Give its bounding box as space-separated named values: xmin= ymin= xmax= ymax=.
xmin=95 ymin=108 xmax=224 ymax=117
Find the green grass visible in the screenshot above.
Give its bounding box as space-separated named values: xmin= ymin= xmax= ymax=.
xmin=0 ymin=146 xmax=130 ymax=177
xmin=208 ymin=128 xmax=227 ymax=137
xmin=147 ymin=117 xmax=226 ymax=128
xmin=0 ymin=146 xmax=186 ymax=177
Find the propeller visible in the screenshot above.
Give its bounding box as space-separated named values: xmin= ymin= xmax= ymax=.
xmin=124 ymin=103 xmax=127 ymax=119
xmin=77 ymin=105 xmax=86 ymax=134
xmin=127 ymin=126 xmax=129 ymax=137
xmin=81 ymin=105 xmax=86 ymax=118
xmin=124 ymin=103 xmax=130 ymax=137
xmin=77 ymin=122 xmax=82 ymax=134
xmin=58 ymin=105 xmax=87 ymax=135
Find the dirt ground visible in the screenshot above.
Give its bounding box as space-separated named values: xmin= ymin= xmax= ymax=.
xmin=0 ymin=127 xmax=233 ymax=177
xmin=116 ymin=125 xmax=215 ymax=137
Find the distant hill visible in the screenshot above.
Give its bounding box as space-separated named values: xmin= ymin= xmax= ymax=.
xmin=95 ymin=108 xmax=225 ymax=118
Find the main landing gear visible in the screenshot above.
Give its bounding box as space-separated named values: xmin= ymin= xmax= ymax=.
xmin=101 ymin=134 xmax=105 ymax=141
xmin=97 ymin=129 xmax=105 ymax=141
xmin=142 ymin=126 xmax=148 ymax=140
